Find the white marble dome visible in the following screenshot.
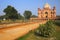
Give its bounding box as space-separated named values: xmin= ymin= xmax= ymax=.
xmin=44 ymin=3 xmax=51 ymax=9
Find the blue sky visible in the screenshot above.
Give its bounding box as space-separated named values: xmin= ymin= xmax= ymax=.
xmin=0 ymin=0 xmax=60 ymax=16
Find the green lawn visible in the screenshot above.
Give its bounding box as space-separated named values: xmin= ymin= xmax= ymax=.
xmin=56 ymin=27 xmax=60 ymax=40
xmin=16 ymin=31 xmax=33 ymax=40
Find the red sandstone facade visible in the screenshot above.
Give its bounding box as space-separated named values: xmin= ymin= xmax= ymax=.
xmin=38 ymin=3 xmax=56 ymax=20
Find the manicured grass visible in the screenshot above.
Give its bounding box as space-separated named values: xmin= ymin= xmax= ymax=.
xmin=16 ymin=31 xmax=34 ymax=40
xmin=56 ymin=27 xmax=60 ymax=40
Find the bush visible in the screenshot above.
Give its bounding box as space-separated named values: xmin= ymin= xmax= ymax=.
xmin=35 ymin=20 xmax=56 ymax=37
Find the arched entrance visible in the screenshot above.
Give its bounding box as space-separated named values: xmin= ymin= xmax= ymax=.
xmin=45 ymin=12 xmax=48 ymax=18
xmin=45 ymin=12 xmax=49 ymax=20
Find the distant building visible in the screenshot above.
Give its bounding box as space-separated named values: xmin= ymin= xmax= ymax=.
xmin=30 ymin=3 xmax=56 ymax=20
xmin=38 ymin=3 xmax=56 ymax=20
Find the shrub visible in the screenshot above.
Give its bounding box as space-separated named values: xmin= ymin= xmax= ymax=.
xmin=35 ymin=20 xmax=56 ymax=37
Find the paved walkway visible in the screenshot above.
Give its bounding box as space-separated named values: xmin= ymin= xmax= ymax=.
xmin=0 ymin=21 xmax=46 ymax=40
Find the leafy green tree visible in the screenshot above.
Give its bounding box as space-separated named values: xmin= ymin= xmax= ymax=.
xmin=23 ymin=10 xmax=32 ymax=20
xmin=18 ymin=13 xmax=24 ymax=20
xmin=0 ymin=15 xmax=6 ymax=20
xmin=3 ymin=5 xmax=19 ymax=20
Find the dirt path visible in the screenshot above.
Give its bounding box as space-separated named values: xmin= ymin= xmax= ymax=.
xmin=0 ymin=21 xmax=46 ymax=40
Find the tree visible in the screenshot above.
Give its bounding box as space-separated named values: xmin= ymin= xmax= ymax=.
xmin=0 ymin=15 xmax=6 ymax=20
xmin=18 ymin=13 xmax=24 ymax=20
xmin=3 ymin=5 xmax=19 ymax=20
xmin=23 ymin=10 xmax=32 ymax=20
xmin=31 ymin=15 xmax=37 ymax=18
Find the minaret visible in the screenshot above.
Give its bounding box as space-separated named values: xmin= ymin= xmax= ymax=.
xmin=38 ymin=8 xmax=41 ymax=19
xmin=53 ymin=6 xmax=56 ymax=19
xmin=53 ymin=6 xmax=56 ymax=11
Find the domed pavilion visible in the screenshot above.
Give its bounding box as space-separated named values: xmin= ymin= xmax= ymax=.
xmin=38 ymin=3 xmax=56 ymax=20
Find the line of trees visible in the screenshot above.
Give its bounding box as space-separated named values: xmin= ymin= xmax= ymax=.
xmin=0 ymin=5 xmax=36 ymax=20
